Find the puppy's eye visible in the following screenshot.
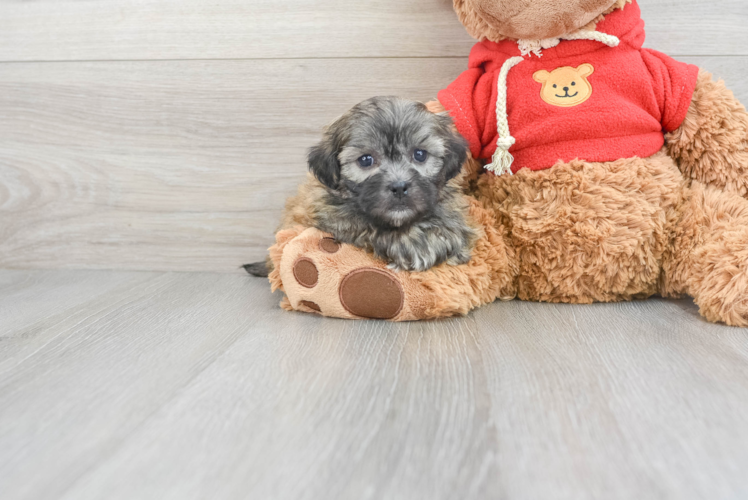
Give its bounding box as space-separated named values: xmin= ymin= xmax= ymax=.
xmin=357 ymin=155 xmax=374 ymax=168
xmin=413 ymin=149 xmax=428 ymax=163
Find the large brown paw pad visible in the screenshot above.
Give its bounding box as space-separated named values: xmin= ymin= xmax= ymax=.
xmin=339 ymin=268 xmax=404 ymax=319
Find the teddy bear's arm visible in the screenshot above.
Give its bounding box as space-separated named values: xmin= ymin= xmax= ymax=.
xmin=666 ymin=69 xmax=748 ymax=196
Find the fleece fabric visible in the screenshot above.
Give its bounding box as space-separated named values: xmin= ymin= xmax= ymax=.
xmin=437 ymin=0 xmax=699 ymax=173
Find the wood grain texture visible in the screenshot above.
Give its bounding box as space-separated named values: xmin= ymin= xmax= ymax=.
xmin=1 ymin=269 xmax=747 ymax=500
xmin=0 ymin=57 xmax=464 ymax=272
xmin=0 ymin=0 xmax=745 ymax=62
xmin=1 ymin=56 xmax=746 ymax=272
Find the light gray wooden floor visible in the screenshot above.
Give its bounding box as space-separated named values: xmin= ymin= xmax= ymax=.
xmin=2 ymin=269 xmax=748 ymax=500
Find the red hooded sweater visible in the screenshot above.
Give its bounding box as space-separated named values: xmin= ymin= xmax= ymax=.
xmin=437 ymin=0 xmax=699 ymax=174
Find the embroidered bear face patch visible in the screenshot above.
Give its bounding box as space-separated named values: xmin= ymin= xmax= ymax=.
xmin=533 ymin=64 xmax=595 ymax=107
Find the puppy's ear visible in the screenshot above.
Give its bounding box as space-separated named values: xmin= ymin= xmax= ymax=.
xmin=441 ymin=127 xmax=468 ymax=182
xmin=308 ymin=133 xmax=342 ymax=189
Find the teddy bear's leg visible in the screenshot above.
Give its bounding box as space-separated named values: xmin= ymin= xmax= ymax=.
xmin=661 ymin=183 xmax=748 ymax=326
xmin=667 ymin=69 xmax=748 ymax=197
xmin=267 ymin=199 xmax=517 ymax=321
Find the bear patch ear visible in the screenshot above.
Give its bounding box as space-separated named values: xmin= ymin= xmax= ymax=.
xmin=533 ymin=70 xmax=550 ymax=83
xmin=308 ymin=134 xmax=342 ymax=190
xmin=577 ymin=63 xmax=595 ymax=78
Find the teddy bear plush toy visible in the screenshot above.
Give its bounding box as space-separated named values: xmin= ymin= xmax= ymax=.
xmin=267 ymin=0 xmax=748 ymax=325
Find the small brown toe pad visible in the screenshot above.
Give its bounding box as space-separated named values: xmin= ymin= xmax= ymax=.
xmin=299 ymin=300 xmax=321 ymax=313
xmin=319 ymin=238 xmax=341 ymax=254
xmin=293 ymin=258 xmax=318 ymax=288
xmin=339 ymin=268 xmax=404 ymax=320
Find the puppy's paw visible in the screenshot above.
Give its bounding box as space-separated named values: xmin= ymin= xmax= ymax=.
xmin=386 ymin=262 xmax=407 ymax=273
xmin=382 ymin=226 xmax=474 ymax=272
xmin=387 ymin=252 xmax=442 ymax=273
xmin=446 ymin=248 xmax=472 ymax=267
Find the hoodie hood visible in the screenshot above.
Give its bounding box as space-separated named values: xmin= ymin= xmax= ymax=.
xmin=469 ymin=0 xmax=645 ymax=73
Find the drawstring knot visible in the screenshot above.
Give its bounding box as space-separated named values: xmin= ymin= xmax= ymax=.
xmin=483 ymin=55 xmax=524 ymax=176
xmin=496 ymin=137 xmax=516 ymax=149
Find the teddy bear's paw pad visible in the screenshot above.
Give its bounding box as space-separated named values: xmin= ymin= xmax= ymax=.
xmin=293 ymin=257 xmax=319 ymax=288
xmin=319 ymin=237 xmax=341 ymax=254
xmin=299 ymin=300 xmax=322 ymax=313
xmin=339 ymin=268 xmax=404 ymax=319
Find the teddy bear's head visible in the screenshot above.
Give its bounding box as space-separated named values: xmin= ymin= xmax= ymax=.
xmin=454 ymin=0 xmax=630 ymax=41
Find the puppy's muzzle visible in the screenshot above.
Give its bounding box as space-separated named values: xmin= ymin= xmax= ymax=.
xmin=389 ymin=180 xmax=410 ymax=199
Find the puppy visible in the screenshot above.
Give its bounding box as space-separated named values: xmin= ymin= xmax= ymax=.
xmin=245 ymin=96 xmax=475 ymax=276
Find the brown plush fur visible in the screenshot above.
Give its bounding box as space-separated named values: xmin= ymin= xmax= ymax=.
xmin=273 ymin=146 xmax=748 ymax=325
xmin=280 ymin=173 xmax=328 ymax=230
xmin=660 ymin=183 xmax=748 ymax=325
xmin=453 ymin=0 xmax=629 ymax=42
xmin=472 ymin=151 xmax=685 ymax=303
xmin=667 ymin=70 xmax=748 ymax=196
xmin=268 ymin=0 xmax=748 ymax=326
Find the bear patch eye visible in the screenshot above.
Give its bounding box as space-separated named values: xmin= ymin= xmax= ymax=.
xmin=571 ymin=81 xmax=576 ymax=86
xmin=357 ymin=155 xmax=374 ymax=168
xmin=553 ymin=84 xmax=557 ymax=88
xmin=413 ymin=149 xmax=428 ymax=163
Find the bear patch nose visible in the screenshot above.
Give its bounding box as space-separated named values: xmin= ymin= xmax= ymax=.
xmin=389 ymin=181 xmax=409 ymax=198
xmin=563 ymin=87 xmax=569 ymax=92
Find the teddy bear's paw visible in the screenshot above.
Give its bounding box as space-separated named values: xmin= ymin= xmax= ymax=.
xmin=277 ymin=228 xmax=417 ymax=320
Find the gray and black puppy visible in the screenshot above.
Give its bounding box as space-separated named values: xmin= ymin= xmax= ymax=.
xmin=245 ymin=96 xmax=476 ymax=275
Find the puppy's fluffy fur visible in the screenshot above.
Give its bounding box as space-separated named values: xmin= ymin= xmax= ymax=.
xmin=247 ymin=96 xmax=475 ymax=274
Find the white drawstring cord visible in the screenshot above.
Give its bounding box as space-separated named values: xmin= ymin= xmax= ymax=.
xmin=560 ymin=30 xmax=620 ymax=49
xmin=484 ymin=31 xmax=620 ymax=176
xmin=484 ymin=56 xmax=524 ymax=176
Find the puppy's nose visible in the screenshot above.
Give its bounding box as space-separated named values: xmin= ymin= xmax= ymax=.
xmin=389 ymin=181 xmax=409 ymax=198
